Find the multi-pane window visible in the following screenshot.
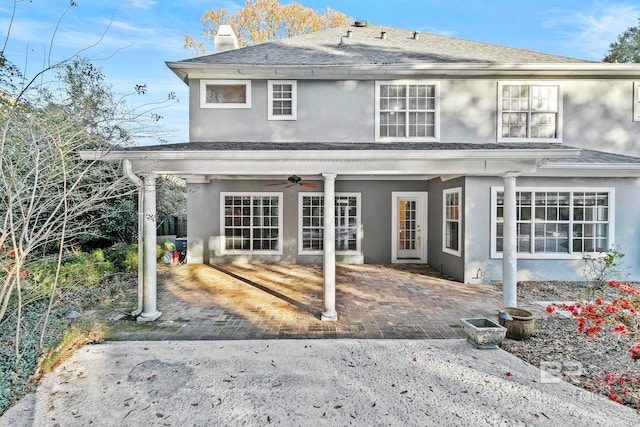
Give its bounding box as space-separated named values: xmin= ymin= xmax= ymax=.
xmin=222 ymin=193 xmax=282 ymax=253
xmin=443 ymin=188 xmax=461 ymax=256
xmin=376 ymin=81 xmax=438 ymax=141
xmin=493 ymin=188 xmax=613 ymax=257
xmin=573 ymin=192 xmax=610 ymax=253
xmin=299 ymin=193 xmax=360 ymax=254
xmin=498 ymin=83 xmax=561 ymax=141
xmin=634 ymin=82 xmax=640 ymax=122
xmin=399 ymin=200 xmax=417 ymax=251
xmin=301 ymin=195 xmax=324 ymax=251
xmin=200 ymin=80 xmax=251 ymax=108
xmin=268 ymin=80 xmax=297 ymax=120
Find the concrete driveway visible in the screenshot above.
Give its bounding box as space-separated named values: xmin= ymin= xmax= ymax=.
xmin=3 ymin=340 xmax=637 ymax=426
xmin=3 ymin=264 xmax=636 ymax=425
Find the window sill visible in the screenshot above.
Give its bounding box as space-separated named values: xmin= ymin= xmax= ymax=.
xmin=491 ymin=252 xmax=593 ymax=260
xmin=221 ymin=250 xmax=283 ymax=256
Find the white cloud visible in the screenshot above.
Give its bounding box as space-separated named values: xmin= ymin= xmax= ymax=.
xmin=413 ymin=25 xmax=457 ymax=37
xmin=542 ymin=2 xmax=640 ymax=60
xmin=90 ymin=18 xmax=189 ymax=56
xmin=125 ymin=0 xmax=158 ymax=10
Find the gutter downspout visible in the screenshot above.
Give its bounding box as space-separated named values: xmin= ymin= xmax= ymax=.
xmin=123 ymin=160 xmax=144 ymax=317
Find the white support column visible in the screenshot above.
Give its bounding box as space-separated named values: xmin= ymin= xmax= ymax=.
xmin=502 ymin=173 xmax=518 ymax=308
xmin=138 ymin=173 xmax=162 ymax=322
xmin=321 ymin=173 xmax=338 ymax=321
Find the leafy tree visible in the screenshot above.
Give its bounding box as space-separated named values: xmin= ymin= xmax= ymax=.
xmin=0 ymin=1 xmax=176 ymax=362
xmin=604 ymin=18 xmax=640 ymax=63
xmin=184 ymin=0 xmax=348 ymax=55
xmin=157 ymin=175 xmax=187 ymax=220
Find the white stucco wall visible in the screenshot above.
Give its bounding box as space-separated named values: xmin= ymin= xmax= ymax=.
xmin=188 ymin=78 xmax=640 ymax=156
xmin=464 ymin=176 xmax=640 ymax=283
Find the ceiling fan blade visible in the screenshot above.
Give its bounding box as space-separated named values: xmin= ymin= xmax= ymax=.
xmin=284 ymin=183 xmax=295 ymax=189
xmin=299 ymin=182 xmax=319 ymax=188
xmin=266 ymin=181 xmax=287 ymax=187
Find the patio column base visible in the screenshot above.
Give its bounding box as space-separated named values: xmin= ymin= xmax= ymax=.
xmin=137 ymin=310 xmax=162 ymax=322
xmin=321 ymin=310 xmax=338 ymax=322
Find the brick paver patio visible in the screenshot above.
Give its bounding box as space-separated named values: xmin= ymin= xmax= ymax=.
xmin=104 ymin=264 xmax=508 ymax=340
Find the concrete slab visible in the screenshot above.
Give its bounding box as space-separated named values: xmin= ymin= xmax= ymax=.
xmin=2 ymin=340 xmax=636 ymax=426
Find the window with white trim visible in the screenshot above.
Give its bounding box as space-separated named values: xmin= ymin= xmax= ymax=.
xmin=375 ymin=81 xmax=439 ymax=141
xmin=491 ymin=187 xmax=614 ymax=258
xmin=298 ymin=193 xmax=361 ymax=254
xmin=268 ymin=80 xmax=297 ymax=120
xmin=634 ymin=81 xmax=640 ymax=122
xmin=221 ymin=193 xmax=282 ymax=253
xmin=200 ymin=80 xmax=251 ymax=108
xmin=443 ymin=188 xmax=461 ymax=256
xmin=498 ymin=82 xmax=562 ymax=142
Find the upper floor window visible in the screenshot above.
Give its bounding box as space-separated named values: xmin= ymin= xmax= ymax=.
xmin=375 ymin=81 xmax=439 ymax=142
xmin=498 ymin=82 xmax=562 ymax=142
xmin=268 ymin=80 xmax=297 ymax=120
xmin=491 ymin=187 xmax=614 ymax=259
xmin=200 ymin=80 xmax=251 ymax=109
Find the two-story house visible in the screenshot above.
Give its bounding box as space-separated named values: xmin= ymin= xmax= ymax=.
xmin=83 ymin=23 xmax=640 ymax=322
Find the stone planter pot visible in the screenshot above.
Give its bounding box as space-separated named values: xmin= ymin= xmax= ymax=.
xmin=460 ymin=318 xmax=507 ymax=349
xmin=498 ymin=307 xmax=535 ymax=340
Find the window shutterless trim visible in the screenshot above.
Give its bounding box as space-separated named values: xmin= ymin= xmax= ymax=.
xmin=497 ymin=81 xmax=563 ymax=143
xmin=297 ymin=192 xmax=362 ymax=255
xmin=268 ymin=80 xmax=297 ymax=120
xmin=200 ymin=80 xmax=251 ymax=109
xmin=375 ymin=80 xmax=440 ymax=142
xmin=634 ymin=81 xmax=640 ymax=122
xmin=220 ymin=192 xmax=283 ymax=255
xmin=442 ymin=187 xmax=462 ymax=257
xmin=490 ymin=186 xmax=615 ymax=259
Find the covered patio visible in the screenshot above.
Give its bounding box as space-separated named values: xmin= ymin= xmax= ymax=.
xmin=104 ymin=264 xmax=510 ymax=340
xmin=80 ymin=142 xmax=581 ymax=324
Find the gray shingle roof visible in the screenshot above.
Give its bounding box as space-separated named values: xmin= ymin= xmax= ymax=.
xmin=105 ymin=143 xmax=640 ymax=169
xmin=544 ymin=149 xmax=640 ymax=165
xmin=175 ymin=24 xmax=593 ymax=66
xmin=116 ymin=141 xmax=580 ymax=152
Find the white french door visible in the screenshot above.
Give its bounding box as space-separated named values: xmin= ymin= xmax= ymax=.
xmin=392 ymin=192 xmax=427 ymax=263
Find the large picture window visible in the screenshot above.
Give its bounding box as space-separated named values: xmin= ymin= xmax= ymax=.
xmin=498 ymin=82 xmax=562 ymax=142
xmin=298 ymin=193 xmax=361 ymax=254
xmin=221 ymin=193 xmax=282 ymax=254
xmin=375 ymin=81 xmax=439 ymax=141
xmin=443 ymin=188 xmax=462 ymax=256
xmin=491 ymin=187 xmax=614 ymax=258
xmin=200 ymin=80 xmax=251 ymax=108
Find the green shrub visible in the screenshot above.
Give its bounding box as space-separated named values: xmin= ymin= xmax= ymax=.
xmin=104 ymin=244 xmax=138 ymax=272
xmin=0 ymin=249 xmax=134 ymax=414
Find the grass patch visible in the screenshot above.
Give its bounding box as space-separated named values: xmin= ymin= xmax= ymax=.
xmin=36 ymin=316 xmax=106 ymax=377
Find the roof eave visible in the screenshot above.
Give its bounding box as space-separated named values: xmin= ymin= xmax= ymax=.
xmin=166 ymin=62 xmax=640 ymax=80
xmin=80 ymin=147 xmax=580 ymax=162
xmin=536 ymin=162 xmax=640 ymax=177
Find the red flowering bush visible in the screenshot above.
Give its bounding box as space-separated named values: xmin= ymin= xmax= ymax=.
xmin=546 ymin=280 xmax=640 ymax=406
xmin=546 ymin=280 xmax=639 ymax=357
xmin=592 ymin=371 xmax=640 ymax=407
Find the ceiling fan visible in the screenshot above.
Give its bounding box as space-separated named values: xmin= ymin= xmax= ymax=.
xmin=267 ymin=175 xmax=318 ymax=189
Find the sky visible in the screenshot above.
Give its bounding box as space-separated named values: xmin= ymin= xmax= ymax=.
xmin=2 ymin=0 xmax=639 ymax=144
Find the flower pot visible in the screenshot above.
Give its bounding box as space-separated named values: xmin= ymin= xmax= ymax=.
xmin=498 ymin=307 xmax=535 ymax=340
xmin=460 ymin=318 xmax=507 ymax=349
